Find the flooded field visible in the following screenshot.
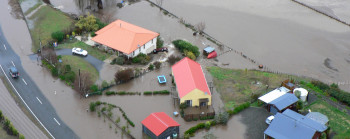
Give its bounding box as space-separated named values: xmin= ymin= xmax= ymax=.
xmin=3 ymin=0 xmax=350 ymax=138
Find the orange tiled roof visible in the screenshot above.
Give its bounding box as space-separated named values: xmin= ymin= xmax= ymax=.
xmin=92 ymin=20 xmax=159 ymax=54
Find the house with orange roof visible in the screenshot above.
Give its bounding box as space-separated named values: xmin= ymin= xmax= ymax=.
xmin=142 ymin=112 xmax=180 ymax=139
xmin=172 ymin=57 xmax=211 ymax=107
xmin=92 ymin=20 xmax=159 ymax=58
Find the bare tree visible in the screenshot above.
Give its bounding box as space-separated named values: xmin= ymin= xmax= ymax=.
xmin=114 ymin=68 xmax=134 ymax=84
xmin=98 ymin=11 xmax=115 ymax=24
xmin=195 ymin=22 xmax=206 ymax=34
xmin=155 ymin=0 xmax=164 ymax=10
xmin=74 ymin=71 xmax=93 ymax=96
xmin=41 ymin=46 xmax=57 ymax=65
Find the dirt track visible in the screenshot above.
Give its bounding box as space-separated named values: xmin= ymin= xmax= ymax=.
xmin=0 ymin=79 xmax=47 ymax=139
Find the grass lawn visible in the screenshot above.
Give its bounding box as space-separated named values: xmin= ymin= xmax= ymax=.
xmin=306 ymin=100 xmax=350 ymax=139
xmin=0 ymin=127 xmax=16 ymax=139
xmin=207 ymin=67 xmax=309 ymax=109
xmin=58 ymin=40 xmax=112 ymax=61
xmin=61 ymin=55 xmax=99 ymax=83
xmin=24 ymin=2 xmax=42 ymax=15
xmin=29 ymin=5 xmax=74 ymax=52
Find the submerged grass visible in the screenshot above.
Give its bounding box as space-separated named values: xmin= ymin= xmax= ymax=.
xmin=29 ymin=5 xmax=74 ymax=52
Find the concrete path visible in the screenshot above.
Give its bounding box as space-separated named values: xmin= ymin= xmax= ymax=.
xmin=0 ymin=80 xmax=47 ymax=139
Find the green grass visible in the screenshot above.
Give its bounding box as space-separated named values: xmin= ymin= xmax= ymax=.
xmin=24 ymin=2 xmax=42 ymax=15
xmin=61 ymin=55 xmax=99 ymax=83
xmin=306 ymin=100 xmax=350 ymax=139
xmin=29 ymin=5 xmax=74 ymax=52
xmin=207 ymin=67 xmax=309 ymax=109
xmin=57 ymin=40 xmax=111 ymax=61
xmin=0 ymin=127 xmax=16 ymax=139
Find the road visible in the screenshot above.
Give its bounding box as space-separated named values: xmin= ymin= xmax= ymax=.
xmin=0 ymin=28 xmax=78 ymax=139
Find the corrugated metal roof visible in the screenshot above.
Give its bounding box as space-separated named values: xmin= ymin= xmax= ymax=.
xmin=283 ymin=109 xmax=328 ymax=132
xmin=264 ymin=112 xmax=316 ymax=139
xmin=306 ymin=112 xmax=329 ymax=125
xmin=203 ymin=46 xmax=215 ymax=53
xmin=258 ymin=87 xmax=290 ymax=103
xmin=270 ymin=93 xmax=298 ymax=110
xmin=141 ymin=112 xmax=180 ymax=136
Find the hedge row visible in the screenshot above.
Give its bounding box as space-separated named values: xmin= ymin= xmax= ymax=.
xmin=105 ymin=91 xmax=141 ymax=96
xmin=172 ymin=40 xmax=200 ymax=57
xmin=184 ymin=103 xmax=250 ymax=137
xmin=0 ymin=110 xmax=24 ymax=138
xmin=227 ymin=102 xmax=250 ymax=116
xmin=310 ymin=80 xmax=350 ymax=106
xmin=118 ymin=107 xmax=135 ymax=127
xmin=143 ymin=90 xmax=170 ymax=95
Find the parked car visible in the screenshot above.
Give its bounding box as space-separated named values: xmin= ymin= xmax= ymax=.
xmin=265 ymin=115 xmax=275 ymax=125
xmin=9 ymin=66 xmax=19 ymax=78
xmin=72 ymin=47 xmax=88 ymax=56
xmin=153 ymin=47 xmax=168 ymax=54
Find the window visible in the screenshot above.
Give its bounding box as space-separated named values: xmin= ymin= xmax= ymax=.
xmin=185 ymin=100 xmax=192 ymax=107
xmin=139 ymin=47 xmax=141 ymax=52
xmin=143 ymin=45 xmax=145 ymax=49
xmin=133 ymin=51 xmax=135 ymax=56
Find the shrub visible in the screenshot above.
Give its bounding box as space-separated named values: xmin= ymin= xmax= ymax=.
xmin=90 ymin=84 xmax=99 ymax=92
xmin=172 ymin=40 xmax=200 ymax=57
xmin=51 ymin=67 xmax=58 ymax=77
xmin=106 ymin=91 xmax=116 ymax=96
xmin=184 ymin=50 xmax=196 ymax=60
xmin=143 ymin=91 xmax=152 ymax=95
xmin=91 ymin=32 xmax=96 ymax=37
xmin=64 ymin=71 xmax=75 ymax=83
xmin=148 ymin=64 xmax=154 ymax=70
xmin=296 ymin=100 xmax=304 ymax=110
xmin=227 ymin=102 xmax=250 ymax=115
xmin=205 ymin=121 xmax=211 ymax=129
xmin=154 ymin=61 xmax=161 ymax=69
xmin=51 ymin=31 xmax=65 ymax=42
xmin=64 ymin=64 xmax=71 ymax=73
xmin=132 ymin=53 xmax=151 ymax=64
xmin=167 ymin=55 xmax=182 ymax=65
xmin=311 ymin=80 xmax=330 ymax=91
xmin=96 ymin=18 xmax=107 ymax=30
xmin=215 ymin=111 xmax=229 ymax=125
xmin=90 ymin=102 xmax=96 ymax=112
xmin=102 ymin=80 xmax=109 ymax=88
xmin=153 ymin=90 xmax=170 ymax=95
xmin=115 ymin=68 xmax=134 ymax=83
xmin=156 ymin=36 xmax=164 ymax=49
xmin=112 ymin=57 xmax=125 ymax=65
xmin=19 ymin=134 xmax=25 ymax=139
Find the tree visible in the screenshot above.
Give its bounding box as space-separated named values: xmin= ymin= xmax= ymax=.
xmin=156 ymin=36 xmax=164 ymax=49
xmin=75 ymin=13 xmax=99 ymax=32
xmin=115 ymin=68 xmax=134 ymax=83
xmin=184 ymin=50 xmax=196 ymax=60
xmin=215 ymin=110 xmax=229 ymax=125
xmin=167 ymin=55 xmax=181 ymax=65
xmin=74 ymin=72 xmax=93 ymax=96
xmin=195 ymin=22 xmax=206 ymax=34
xmin=155 ymin=0 xmax=164 ymax=8
xmin=41 ymin=46 xmax=58 ymax=65
xmin=51 ymin=31 xmax=65 ymax=42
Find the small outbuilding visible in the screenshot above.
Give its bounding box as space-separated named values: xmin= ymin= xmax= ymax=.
xmin=142 ymin=112 xmax=180 ymax=139
xmin=259 ymin=87 xmax=298 ymax=114
xmin=264 ymin=109 xmax=328 ymax=139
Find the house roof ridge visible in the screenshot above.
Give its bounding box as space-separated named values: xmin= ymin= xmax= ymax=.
xmin=152 ymin=113 xmax=169 ymax=128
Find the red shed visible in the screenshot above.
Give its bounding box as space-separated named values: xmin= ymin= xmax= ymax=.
xmin=142 ymin=112 xmax=180 ymax=139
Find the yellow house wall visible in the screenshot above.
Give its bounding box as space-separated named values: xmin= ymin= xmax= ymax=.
xmin=180 ymin=89 xmax=211 ymax=106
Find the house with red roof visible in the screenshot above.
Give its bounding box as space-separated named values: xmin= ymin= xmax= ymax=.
xmin=142 ymin=112 xmax=180 ymax=139
xmin=172 ymin=57 xmax=211 ymax=107
xmin=92 ymin=20 xmax=159 ymax=58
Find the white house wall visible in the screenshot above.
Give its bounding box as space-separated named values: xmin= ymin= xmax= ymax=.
xmin=124 ymin=37 xmax=157 ymax=58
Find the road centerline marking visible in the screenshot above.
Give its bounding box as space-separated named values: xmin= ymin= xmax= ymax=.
xmin=22 ymin=78 xmax=27 ymax=85
xmin=36 ymin=97 xmax=42 ymax=104
xmin=0 ymin=64 xmax=55 ymax=139
xmin=53 ymin=118 xmax=60 ymax=126
xmin=11 ymin=61 xmax=15 ymax=67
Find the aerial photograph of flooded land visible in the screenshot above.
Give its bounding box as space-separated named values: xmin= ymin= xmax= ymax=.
xmin=1 ymin=0 xmax=350 ymax=139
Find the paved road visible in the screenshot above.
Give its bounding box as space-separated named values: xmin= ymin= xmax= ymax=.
xmin=0 ymin=28 xmax=78 ymax=139
xmin=0 ymin=80 xmax=47 ymax=139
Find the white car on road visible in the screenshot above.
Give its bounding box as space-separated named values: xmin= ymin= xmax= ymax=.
xmin=72 ymin=47 xmax=88 ymax=56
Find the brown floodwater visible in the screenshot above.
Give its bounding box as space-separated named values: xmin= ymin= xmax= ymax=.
xmin=5 ymin=0 xmax=350 ymax=138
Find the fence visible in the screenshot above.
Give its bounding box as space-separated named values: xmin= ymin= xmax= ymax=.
xmin=183 ymin=112 xmax=215 ymax=121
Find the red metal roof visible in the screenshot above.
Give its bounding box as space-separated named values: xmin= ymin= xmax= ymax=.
xmin=141 ymin=112 xmax=180 ymax=136
xmin=172 ymin=57 xmax=211 ymax=98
